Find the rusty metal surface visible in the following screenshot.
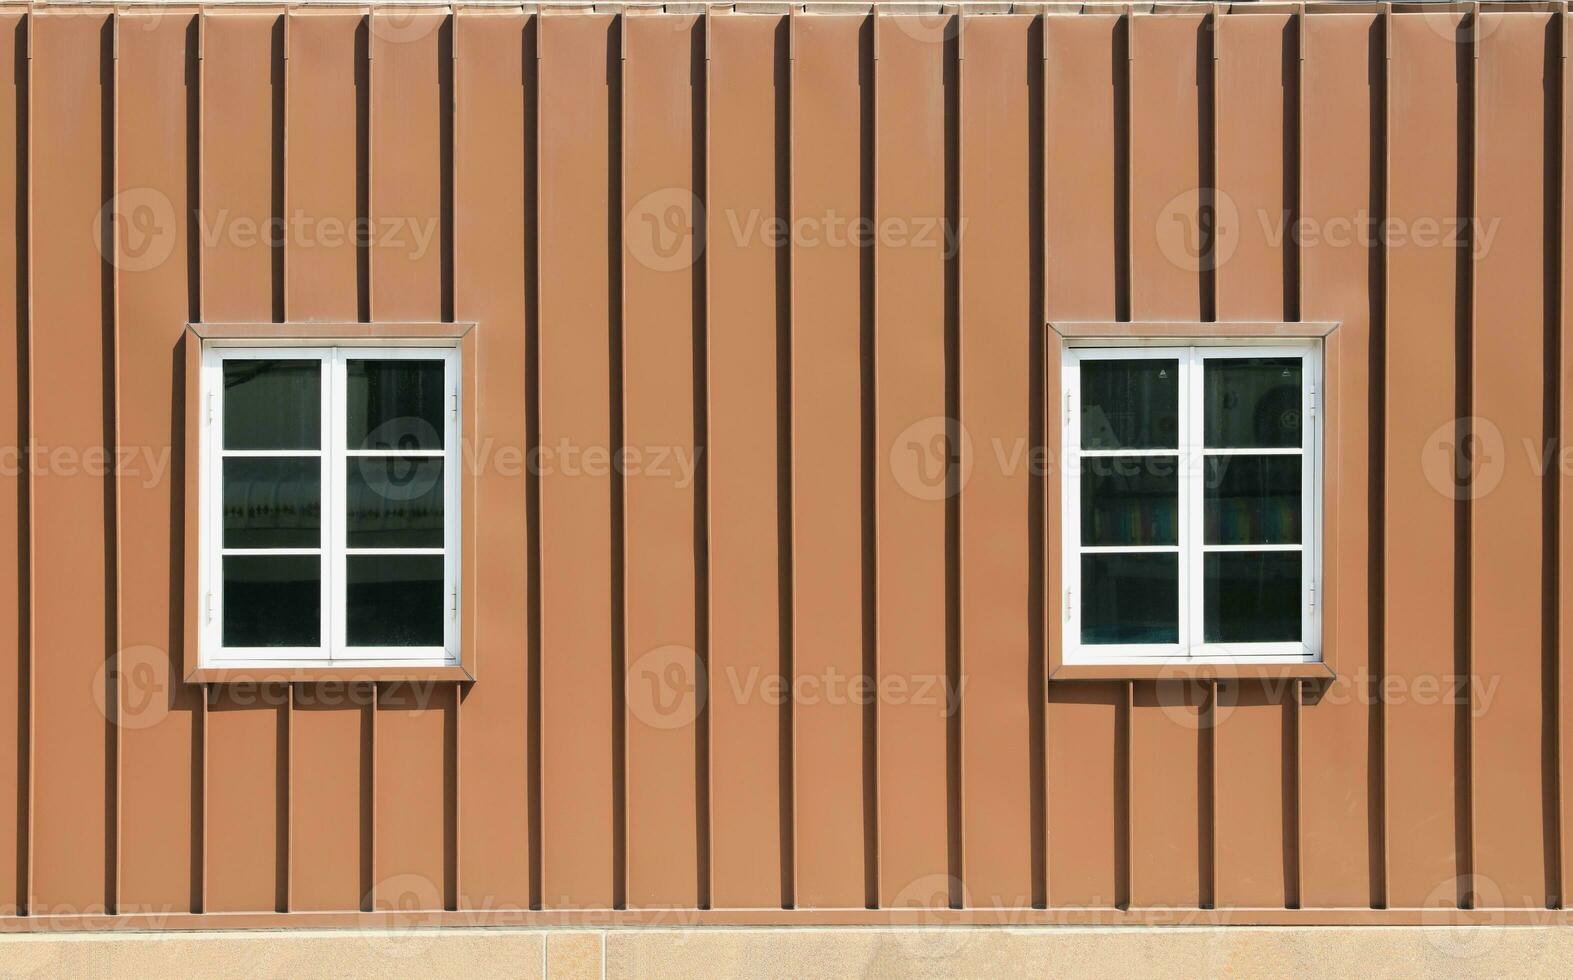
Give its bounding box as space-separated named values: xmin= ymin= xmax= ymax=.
xmin=0 ymin=5 xmax=1571 ymax=926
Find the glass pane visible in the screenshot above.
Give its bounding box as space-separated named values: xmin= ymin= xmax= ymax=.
xmin=346 ymin=359 xmax=446 ymax=451
xmin=347 ymin=555 xmax=444 ymax=647
xmin=1080 ymin=358 xmax=1179 ymax=450
xmin=223 ymin=555 xmax=321 ymax=647
xmin=1204 ymin=356 xmax=1302 ymax=449
xmin=1081 ymin=455 xmax=1179 ymax=546
xmin=223 ymin=359 xmax=321 ymax=450
xmin=1203 ymin=551 xmax=1302 ymax=643
xmin=223 ymin=457 xmax=321 ymax=549
xmin=1081 ymin=552 xmax=1179 ymax=645
xmin=1204 ymin=455 xmax=1301 ymax=545
xmin=347 ymin=457 xmax=444 ymax=549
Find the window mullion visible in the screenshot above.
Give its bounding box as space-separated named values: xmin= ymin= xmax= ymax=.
xmin=1184 ymin=347 xmax=1205 ymax=656
xmin=326 ymin=347 xmax=344 ymax=662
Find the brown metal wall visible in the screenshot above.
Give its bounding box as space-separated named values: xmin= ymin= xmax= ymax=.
xmin=1 ymin=2 xmax=1572 ymax=927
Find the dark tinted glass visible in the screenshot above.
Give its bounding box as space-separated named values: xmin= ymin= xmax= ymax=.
xmin=1081 ymin=552 xmax=1179 ymax=644
xmin=1080 ymin=359 xmax=1179 ymax=450
xmin=223 ymin=457 xmax=321 ymax=549
xmin=1203 ymin=551 xmax=1302 ymax=643
xmin=346 ymin=360 xmax=446 ymax=450
xmin=223 ymin=555 xmax=321 ymax=647
xmin=1081 ymin=455 xmax=1179 ymax=546
xmin=1204 ymin=357 xmax=1302 ymax=448
xmin=223 ymin=359 xmax=321 ymax=450
xmin=347 ymin=457 xmax=444 ymax=549
xmin=346 ymin=555 xmax=444 ymax=647
xmin=1204 ymin=455 xmax=1301 ymax=545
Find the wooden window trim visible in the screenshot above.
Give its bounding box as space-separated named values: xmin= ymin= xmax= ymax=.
xmin=1045 ymin=320 xmax=1342 ymax=683
xmin=181 ymin=322 xmax=479 ymax=684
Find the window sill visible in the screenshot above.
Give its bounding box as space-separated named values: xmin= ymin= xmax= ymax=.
xmin=1049 ymin=661 xmax=1333 ymax=682
xmin=186 ymin=664 xmax=474 ymax=685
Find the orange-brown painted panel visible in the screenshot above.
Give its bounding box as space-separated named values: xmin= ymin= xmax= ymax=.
xmin=1212 ymin=682 xmax=1292 ymax=908
xmin=368 ymin=7 xmax=457 ymax=914
xmin=283 ymin=8 xmax=371 ymax=913
xmin=621 ymin=13 xmax=703 ymax=910
xmin=1128 ymin=13 xmax=1206 ymax=323
xmin=1470 ymin=11 xmax=1553 ymax=909
xmin=958 ymin=12 xmax=1037 ymax=910
xmin=707 ymin=11 xmax=788 ymax=911
xmin=1385 ymin=11 xmax=1465 ymax=909
xmin=874 ymin=13 xmax=953 ymax=910
xmin=454 ymin=8 xmax=534 ymax=913
xmin=28 ymin=9 xmax=114 ymax=915
xmin=1045 ymin=13 xmax=1123 ymax=322
xmin=1043 ymin=12 xmax=1126 ymax=910
xmin=285 ymin=10 xmax=363 ymax=322
xmin=1562 ymin=1 xmax=1573 ymax=913
xmin=1126 ymin=12 xmax=1207 ymax=909
xmin=1297 ymin=11 xmax=1378 ymax=910
xmin=198 ymin=10 xmax=289 ymax=914
xmin=200 ymin=11 xmax=281 ymax=323
xmin=369 ymin=10 xmax=445 ymax=321
xmin=205 ymin=688 xmax=287 ymax=912
xmin=537 ymin=12 xmax=617 ymax=909
xmin=0 ymin=10 xmax=24 ymax=916
xmin=290 ymin=689 xmax=370 ymax=911
xmin=1045 ymin=686 xmax=1125 ymax=908
xmin=375 ymin=683 xmax=454 ymax=910
xmin=115 ymin=9 xmax=202 ymax=915
xmin=1212 ymin=12 xmax=1294 ymax=910
xmin=1129 ymin=681 xmax=1204 ymax=907
xmin=791 ymin=13 xmax=873 ymax=910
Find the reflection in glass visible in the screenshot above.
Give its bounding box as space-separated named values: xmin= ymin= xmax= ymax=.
xmin=1081 ymin=552 xmax=1179 ymax=644
xmin=1204 ymin=357 xmax=1302 ymax=448
xmin=1204 ymin=455 xmax=1301 ymax=545
xmin=347 ymin=555 xmax=444 ymax=647
xmin=347 ymin=457 xmax=444 ymax=549
xmin=1080 ymin=359 xmax=1179 ymax=450
xmin=1081 ymin=455 xmax=1179 ymax=547
xmin=223 ymin=555 xmax=321 ymax=647
xmin=223 ymin=457 xmax=321 ymax=549
xmin=223 ymin=359 xmax=321 ymax=450
xmin=1203 ymin=551 xmax=1301 ymax=643
xmin=346 ymin=359 xmax=446 ymax=450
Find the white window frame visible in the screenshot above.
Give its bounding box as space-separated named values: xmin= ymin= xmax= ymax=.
xmin=1061 ymin=339 xmax=1322 ymax=666
xmin=199 ymin=341 xmax=462 ymax=669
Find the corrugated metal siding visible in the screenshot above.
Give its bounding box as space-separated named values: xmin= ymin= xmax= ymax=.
xmin=0 ymin=2 xmax=1570 ymax=926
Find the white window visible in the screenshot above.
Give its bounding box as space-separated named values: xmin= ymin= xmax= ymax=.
xmin=1061 ymin=342 xmax=1321 ymax=665
xmin=199 ymin=344 xmax=461 ymax=667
